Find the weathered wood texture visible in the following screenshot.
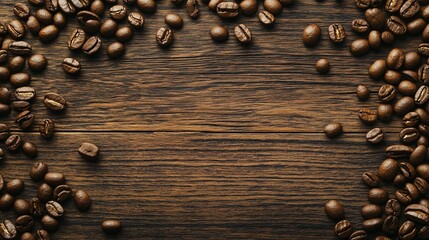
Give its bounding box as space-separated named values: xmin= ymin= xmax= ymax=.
xmin=0 ymin=0 xmax=418 ymax=239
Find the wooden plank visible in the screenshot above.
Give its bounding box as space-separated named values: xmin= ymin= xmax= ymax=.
xmin=0 ymin=0 xmax=420 ymax=133
xmin=1 ymin=132 xmax=393 ymax=239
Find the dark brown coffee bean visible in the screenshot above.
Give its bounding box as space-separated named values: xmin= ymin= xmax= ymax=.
xmin=156 ymin=27 xmax=174 ymax=47
xmin=26 ymin=16 xmax=40 ymax=36
xmin=28 ymin=54 xmax=47 ymax=72
xmin=164 ymin=14 xmax=183 ymax=30
xmin=216 ymin=2 xmax=239 ymax=19
xmin=386 ymin=48 xmax=405 ymax=70
xmin=100 ymin=19 xmax=117 ymax=38
xmin=410 ymin=145 xmax=427 ymax=165
xmin=106 ymin=42 xmax=125 ymax=59
xmin=398 ymin=81 xmax=417 ymax=96
xmin=68 ymin=28 xmax=86 ymax=51
xmin=38 ymin=183 xmax=53 ymax=202
xmin=361 ymin=204 xmax=382 ymax=219
xmin=137 ymin=0 xmax=157 ymax=13
xmin=394 ymin=96 xmax=415 ymax=116
xmin=30 ymin=197 xmax=43 ymax=217
xmin=419 ymin=43 xmax=429 ymax=57
xmin=407 ymin=18 xmax=426 ymax=34
xmin=366 ymin=128 xmax=384 ymax=144
xmin=45 ymin=0 xmax=59 ymax=12
xmin=400 ymin=161 xmax=417 ymax=180
xmin=41 ymin=215 xmax=58 ymax=232
xmin=334 ymin=220 xmax=352 ymax=239
xmin=0 ymin=220 xmax=17 ymax=239
xmin=0 ymin=194 xmax=14 ymax=210
xmin=419 ymin=64 xmax=429 ymax=84
xmin=12 ymin=101 xmax=30 ymax=112
xmin=45 ymin=201 xmax=64 ymax=217
xmin=368 ymin=188 xmax=389 ymax=204
xmin=52 ymin=185 xmax=71 ymax=202
xmin=349 ymin=230 xmax=368 ymax=240
xmin=258 ymin=11 xmax=275 ymax=26
xmin=414 ymin=177 xmax=429 ymax=194
xmin=324 ymin=123 xmax=342 ymax=138
xmin=417 ymin=135 xmax=429 ymax=146
xmin=90 ymin=0 xmax=104 ymax=17
xmin=7 ymin=20 xmax=26 ymax=40
xmin=324 ymin=200 xmax=344 ymax=220
xmin=263 ymin=0 xmax=282 ymax=15
xmin=359 ymin=108 xmax=378 ymax=124
xmin=385 ymin=199 xmax=401 ymax=216
xmin=36 ymin=9 xmax=53 ymax=25
xmin=77 ymin=11 xmax=101 ymax=34
xmin=405 ymin=204 xmax=429 ymax=225
xmin=303 ymin=24 xmax=321 ymax=47
xmin=15 ymin=110 xmax=34 ymax=130
xmin=350 ymin=39 xmax=370 ymax=56
xmin=356 ymin=84 xmax=370 ymax=101
xmin=355 ymin=0 xmax=371 ymax=9
xmin=187 ymin=0 xmax=200 ymax=18
xmin=418 ymin=164 xmax=429 ymax=181
xmin=210 ymin=25 xmax=228 ymax=42
xmin=115 ymin=26 xmax=133 ymax=42
xmin=240 ymin=0 xmax=258 ymax=16
xmin=21 ymin=232 xmax=35 ymax=240
xmin=404 ymin=52 xmax=421 ymax=69
xmin=234 ymin=24 xmax=252 ymax=44
xmin=62 ymin=57 xmax=81 ymax=74
xmin=400 ymin=127 xmax=419 ymax=143
xmin=22 ymin=142 xmax=38 ymax=158
xmin=362 ymin=218 xmax=383 ymax=231
xmin=14 ymin=199 xmax=30 ymax=215
xmin=74 ymin=189 xmax=91 ymax=211
xmin=362 ymin=172 xmax=379 ymax=187
xmin=378 ymin=158 xmax=399 ymax=181
xmin=369 ymin=59 xmax=387 ymax=79
xmin=5 ymin=135 xmax=22 ymax=152
xmin=101 ymin=220 xmax=122 ymax=234
xmin=82 ymin=36 xmax=102 ymax=55
xmin=0 ymin=87 xmax=11 ymax=104
xmin=383 ymin=215 xmax=399 ymax=235
xmin=7 ymin=179 xmax=24 ymax=196
xmin=327 ymin=24 xmax=346 ymax=43
xmin=368 ymin=30 xmax=382 ymax=49
xmin=315 ymin=59 xmax=330 ymax=74
xmin=8 ymin=56 xmax=25 ymax=73
xmin=39 ymin=119 xmax=55 ymax=138
xmin=352 ymin=19 xmax=370 ymax=33
xmin=44 ymin=93 xmax=66 ymax=111
xmin=128 ymin=12 xmax=145 ymax=29
xmin=387 ymin=16 xmax=407 ymax=35
xmin=0 ymin=66 xmax=9 ymax=82
xmin=44 ymin=173 xmax=65 ymax=187
xmin=399 ymin=220 xmax=417 ymax=239
xmin=365 ymin=8 xmax=385 ymax=30
xmin=38 ymin=25 xmax=59 ymax=43
xmin=78 ymin=142 xmax=100 ymax=161
xmin=53 ymin=12 xmax=66 ymax=29
xmin=30 ymin=161 xmax=48 ymax=181
xmin=416 ymin=86 xmax=429 ymax=105
xmin=396 ymin=188 xmax=413 ymax=205
xmin=386 ymin=0 xmax=404 ymax=12
xmin=15 ymin=87 xmax=36 ymax=101
xmin=378 ymin=84 xmax=396 ymax=102
xmin=400 ymin=0 xmax=420 ymax=18
xmin=14 ymin=3 xmax=30 ymax=19
xmin=59 ymin=0 xmax=76 ymax=14
xmin=15 ymin=215 xmax=34 ymax=233
xmin=109 ymin=5 xmax=127 ymax=21
xmin=382 ymin=31 xmax=395 ymax=45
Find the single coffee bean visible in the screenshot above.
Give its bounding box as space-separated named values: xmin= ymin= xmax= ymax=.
xmin=368 ymin=30 xmax=381 ymax=49
xmin=115 ymin=26 xmax=133 ymax=42
xmin=382 ymin=215 xmax=399 ymax=236
xmin=15 ymin=215 xmax=34 ymax=233
xmin=36 ymin=229 xmax=49 ymax=240
xmin=419 ymin=64 xmax=429 ymax=85
xmin=352 ymin=19 xmax=370 ymax=33
xmin=407 ymin=182 xmax=421 ymax=200
xmin=15 ymin=110 xmax=34 ymax=130
xmin=407 ymin=18 xmax=425 ymax=34
xmin=137 ymin=0 xmax=157 ymax=13
xmin=156 ymin=27 xmax=174 ymax=47
xmin=38 ymin=25 xmax=59 ymax=43
xmin=358 ymin=108 xmax=378 ymax=124
xmin=361 ymin=204 xmax=382 ymax=219
xmin=0 ymin=67 xmax=9 ymax=82
xmin=164 ymin=14 xmax=183 ymax=29
xmin=82 ymin=36 xmax=102 ymax=55
xmin=68 ymin=28 xmax=86 ymax=51
xmin=216 ymin=2 xmax=239 ymax=19
xmin=128 ymin=12 xmax=145 ymax=29
xmin=362 ymin=172 xmax=379 ymax=187
xmin=0 ymin=194 xmax=14 ymax=210
xmin=386 ymin=0 xmax=404 ymax=12
xmin=44 ymin=172 xmax=65 ymax=186
xmin=400 ymin=127 xmax=419 ymax=143
xmin=22 ymin=142 xmax=38 ymax=158
xmin=366 ymin=128 xmax=384 ymax=144
xmin=399 ymin=220 xmax=417 ymax=239
xmin=7 ymin=20 xmax=26 ymax=40
xmin=400 ymin=161 xmax=417 ymax=180
xmin=398 ymin=81 xmax=417 ymax=96
xmin=100 ymin=19 xmax=118 ymax=38
xmin=187 ymin=0 xmax=200 ymax=18
xmin=101 ymin=220 xmax=122 ymax=234
xmin=0 ymin=103 xmax=11 ymax=116
xmin=70 ymin=0 xmax=90 ymax=9
xmin=74 ymin=189 xmax=91 ymax=211
xmin=77 ymin=10 xmax=101 ymax=34
xmin=43 ymin=93 xmax=66 ymax=111
xmin=414 ymin=177 xmax=429 ymax=194
xmin=14 ymin=199 xmax=30 ymax=215
xmin=356 ymin=84 xmax=370 ymax=101
xmin=59 ymin=0 xmax=76 ymax=14
xmin=396 ymin=188 xmax=413 ymax=205
xmin=315 ymin=59 xmax=330 ymax=74
xmin=5 ymin=135 xmax=22 ymax=152
xmin=387 ymin=16 xmax=407 ymax=35
xmin=15 ymin=87 xmax=36 ymax=101
xmin=263 ymin=0 xmax=282 ymax=15
xmin=365 ymin=8 xmax=385 ymax=30
xmin=8 ymin=56 xmax=26 ymax=73
xmin=400 ymin=0 xmax=420 ymax=18
xmin=45 ymin=201 xmax=64 ymax=217
xmin=210 ymin=25 xmax=228 ymax=42
xmin=378 ymin=158 xmax=399 ymax=181
xmin=0 ymin=220 xmax=17 ymax=239
xmin=38 ymin=183 xmax=53 ymax=202
xmin=240 ymin=0 xmax=258 ymax=16
xmin=53 ymin=12 xmax=67 ymax=29
xmin=350 ymin=39 xmax=370 ymax=56
xmin=334 ymin=220 xmax=352 ymax=239
xmin=36 ymin=9 xmax=53 ymax=25
xmin=410 ymin=145 xmax=427 ymax=165
xmin=404 ymin=51 xmax=421 ymax=69
xmin=258 ymin=11 xmax=275 ymax=26
xmin=21 ymin=232 xmax=35 ymax=240
xmin=362 ymin=218 xmax=383 ymax=231
xmin=355 ymin=0 xmax=370 ymax=9
xmin=9 ymin=41 xmax=32 ymax=56
xmin=417 ymin=135 xmax=429 ymax=146
xmin=323 ymin=123 xmax=342 ymax=138
xmin=28 ymin=54 xmax=47 ymax=72
xmin=110 ymin=5 xmax=127 ymax=21
xmin=419 ymin=43 xmax=429 ymax=57
xmin=7 ymin=179 xmax=25 ymax=195
xmin=385 ymin=199 xmax=401 ymax=216
xmin=324 ymin=200 xmax=344 ymax=221
xmin=30 ymin=161 xmax=48 ymax=181
xmin=53 ymin=185 xmax=72 ymax=202
xmin=45 ymin=0 xmax=59 ymax=12
xmin=368 ymin=188 xmax=388 ymax=204
xmin=416 ymin=86 xmax=429 ymax=105
xmin=26 ymin=16 xmax=40 ymax=36
xmin=0 ymin=87 xmax=11 ymax=104
xmin=78 ymin=142 xmax=100 ymax=161
xmin=369 ymin=59 xmax=387 ymax=79
xmin=30 ymin=197 xmax=44 ymax=216
xmin=106 ymin=42 xmax=125 ymax=59
xmin=302 ymin=24 xmax=321 ymax=47
xmin=386 ymin=48 xmax=405 ymax=70
xmin=0 ymin=50 xmax=8 ymax=64
xmin=418 ymin=164 xmax=429 ymax=181
xmin=62 ymin=58 xmax=81 ymax=74
xmin=14 ymin=3 xmax=30 ymax=19
xmin=234 ymin=24 xmax=252 ymax=44
xmin=39 ymin=119 xmax=55 ymax=138
xmin=395 ymin=96 xmax=416 ymax=116
xmin=40 ymin=215 xmax=58 ymax=232
xmin=0 ymin=123 xmax=10 ymax=141
xmin=383 ymin=70 xmax=400 ymax=85
xmin=90 ymin=0 xmax=105 ymax=17
xmin=349 ymin=230 xmax=367 ymax=240
xmin=378 ymin=84 xmax=396 ymax=102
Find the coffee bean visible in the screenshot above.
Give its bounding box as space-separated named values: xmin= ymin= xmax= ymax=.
xmin=358 ymin=108 xmax=378 ymax=124
xmin=187 ymin=0 xmax=200 ymax=18
xmin=378 ymin=104 xmax=394 ymax=122
xmin=258 ymin=11 xmax=275 ymax=26
xmin=362 ymin=218 xmax=383 ymax=231
xmin=90 ymin=0 xmax=105 ymax=17
xmin=115 ymin=26 xmax=134 ymax=42
xmin=36 ymin=9 xmax=53 ymax=25
xmin=396 ymin=188 xmax=413 ymax=205
xmin=15 ymin=110 xmax=34 ymax=130
xmin=349 ymin=230 xmax=368 ymax=240
xmin=14 ymin=199 xmax=30 ymax=215
xmin=419 ymin=43 xmax=429 ymax=57
xmin=44 ymin=173 xmax=65 ymax=186
xmin=44 ymin=93 xmax=66 ymax=111
xmin=106 ymin=42 xmax=125 ymax=59
xmin=128 ymin=12 xmax=145 ymax=29
xmin=404 ymin=204 xmax=429 ymax=225
xmin=414 ymin=177 xmax=429 ymax=194
xmin=387 ymin=16 xmax=407 ymax=35
xmin=110 ymin=5 xmax=127 ymax=21
xmin=59 ymin=0 xmax=76 ymax=14
xmin=0 ymin=50 xmax=8 ymax=64
xmin=8 ymin=56 xmax=26 ymax=73
xmin=400 ymin=161 xmax=417 ymax=180
xmin=234 ymin=24 xmax=252 ymax=44
xmin=53 ymin=185 xmax=72 ymax=202
xmin=315 ymin=59 xmax=330 ymax=74
xmin=45 ymin=0 xmax=59 ymax=12
xmin=334 ymin=220 xmax=352 ymax=238
xmin=28 ymin=54 xmax=47 ymax=72
xmin=36 ymin=229 xmax=49 ymax=240
xmin=78 ymin=142 xmax=100 ymax=161
xmin=410 ymin=142 xmax=427 ymax=164
xmin=418 ymin=64 xmax=429 ymax=84
xmin=324 ymin=199 xmax=344 ymax=221
xmin=350 ymin=39 xmax=370 ymax=56
xmin=356 ymin=84 xmax=370 ymax=101
xmin=394 ymin=96 xmax=415 ymax=116
xmin=352 ymin=19 xmax=370 ymax=33
xmin=366 ymin=128 xmax=384 ymax=144
xmin=369 ymin=59 xmax=387 ymax=79
xmin=368 ymin=188 xmax=388 ymax=204
xmin=208 ymin=0 xmax=223 ymax=11
xmin=14 ymin=3 xmax=30 ymax=19
xmin=263 ymin=0 xmax=282 ymax=15
xmin=400 ymin=0 xmax=420 ymax=18
xmin=385 ymin=199 xmax=401 ymax=216
xmin=22 ymin=142 xmax=38 ymax=158
xmin=418 ymin=164 xmax=429 ymax=181
xmin=302 ymin=24 xmax=321 ymax=47
xmin=400 ymin=127 xmax=419 ymax=143
xmin=38 ymin=25 xmax=59 ymax=43
xmin=7 ymin=179 xmax=25 ymax=195
xmin=82 ymin=36 xmax=102 ymax=55
xmin=378 ymin=84 xmax=396 ymax=102
xmin=323 ymin=123 xmax=342 ymax=138
xmin=38 ymin=183 xmax=53 ymax=202
xmin=70 ymin=0 xmax=90 ymax=9
xmin=30 ymin=197 xmax=44 ymax=216
xmin=368 ymin=30 xmax=382 ymax=49
xmin=101 ymin=220 xmax=122 ymax=234
xmin=365 ymin=8 xmax=385 ymax=30
xmin=45 ymin=201 xmax=64 ymax=217
xmin=26 ymin=16 xmax=41 ymax=36
xmin=7 ymin=20 xmax=26 ymax=40
xmin=62 ymin=57 xmax=81 ymax=74
xmin=355 ymin=0 xmax=371 ymax=9
xmin=100 ymin=19 xmax=118 ymax=38
xmin=240 ymin=0 xmax=258 ymax=16
xmin=5 ymin=135 xmax=22 ymax=152
xmin=156 ymin=27 xmax=174 ymax=47
xmin=0 ymin=66 xmax=9 ymax=82
xmin=404 ymin=51 xmax=421 ymax=69
xmin=407 ymin=18 xmax=425 ymax=34
xmin=361 ymin=204 xmax=382 ymax=219
xmin=399 ymin=220 xmax=417 ymax=239
xmin=378 ymin=158 xmax=399 ymax=181
xmin=210 ymin=25 xmax=229 ymax=42
xmin=383 ymin=69 xmax=401 ymax=84
xmin=0 ymin=123 xmax=10 ymax=141
xmin=41 ymin=215 xmax=58 ymax=232
xmin=21 ymin=232 xmax=35 ymax=240
xmin=137 ymin=0 xmax=157 ymax=13
xmin=398 ymin=80 xmax=417 ymax=96
xmin=0 ymin=220 xmax=17 ymax=239
xmin=362 ymin=172 xmax=379 ymax=187
xmin=15 ymin=87 xmax=36 ymax=101
xmin=386 ymin=0 xmax=403 ymax=12
xmin=386 ymin=48 xmax=405 ymax=69
xmin=0 ymin=103 xmax=11 ymax=116
xmin=0 ymin=87 xmax=11 ymax=104
xmin=53 ymin=12 xmax=67 ymax=29
xmin=382 ymin=215 xmax=399 ymax=235
xmin=0 ymin=194 xmax=14 ymax=211
xmin=74 ymin=189 xmax=91 ymax=211
xmin=39 ymin=119 xmax=55 ymax=138
xmin=415 ymin=86 xmax=429 ymax=105
xmin=30 ymin=161 xmax=49 ymax=181
xmin=77 ymin=11 xmax=101 ymax=34
xmin=217 ymin=2 xmax=239 ymax=19
xmin=15 ymin=215 xmax=34 ymax=233
xmin=68 ymin=28 xmax=86 ymax=51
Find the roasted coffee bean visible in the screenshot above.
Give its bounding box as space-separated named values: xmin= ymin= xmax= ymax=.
xmin=53 ymin=185 xmax=71 ymax=202
xmin=53 ymin=12 xmax=66 ymax=29
xmin=30 ymin=161 xmax=48 ymax=181
xmin=28 ymin=54 xmax=47 ymax=72
xmin=394 ymin=96 xmax=415 ymax=116
xmin=7 ymin=179 xmax=25 ymax=195
xmin=100 ymin=19 xmax=118 ymax=38
xmin=21 ymin=232 xmax=35 ymax=240
xmin=399 ymin=81 xmax=418 ymax=96
xmin=36 ymin=9 xmax=53 ymax=25
xmin=387 ymin=16 xmax=407 ymax=35
xmin=45 ymin=201 xmax=64 ymax=217
xmin=26 ymin=16 xmax=40 ymax=35
xmin=419 ymin=43 xmax=429 ymax=57
xmin=82 ymin=36 xmax=102 ymax=55
xmin=234 ymin=24 xmax=252 ymax=44
xmin=74 ymin=189 xmax=91 ymax=211
xmin=352 ymin=19 xmax=370 ymax=33
xmin=361 ymin=204 xmax=382 ymax=219
xmin=419 ymin=226 xmax=429 ymax=239
xmin=29 ymin=197 xmax=43 ymax=216
xmin=115 ymin=26 xmax=133 ymax=42
xmin=9 ymin=41 xmax=32 ymax=57
xmin=356 ymin=84 xmax=370 ymax=101
xmin=368 ymin=30 xmax=382 ymax=49
xmin=0 ymin=22 xmax=7 ymax=36
xmin=187 ymin=0 xmax=200 ymax=18
xmin=315 ymin=59 xmax=330 ymax=74
xmin=15 ymin=215 xmax=34 ymax=233
xmin=40 ymin=119 xmax=55 ymax=138
xmin=324 ymin=123 xmax=342 ymax=138
xmin=14 ymin=3 xmax=30 ymax=19
xmin=110 ymin=5 xmax=127 ymax=21
xmin=417 ymin=135 xmax=429 ymax=146
xmin=38 ymin=25 xmax=59 ymax=43
xmin=358 ymin=108 xmax=378 ymax=124
xmin=70 ymin=0 xmax=90 ymax=9
xmin=386 ymin=48 xmax=404 ymax=70
xmin=41 ymin=215 xmax=58 ymax=232
xmin=44 ymin=172 xmax=65 ymax=186
xmin=156 ymin=27 xmax=174 ymax=47
xmin=419 ymin=64 xmax=429 ymax=84
xmin=400 ymin=127 xmax=419 ymax=143
xmin=38 ymin=183 xmax=53 ymax=202
xmin=369 ymin=59 xmax=387 ymax=79
xmin=400 ymin=0 xmax=420 ymax=18
xmin=414 ymin=177 xmax=429 ymax=194
xmin=12 ymin=101 xmax=31 ymax=112
xmin=400 ymin=162 xmax=417 ymax=180
xmin=0 ymin=220 xmax=17 ymax=239
xmin=165 ymin=14 xmax=183 ymax=29
xmin=45 ymin=0 xmax=59 ymax=12
xmin=216 ymin=2 xmax=239 ymax=19
xmin=303 ymin=24 xmax=321 ymax=47
xmin=7 ymin=20 xmax=26 ymax=40
xmin=137 ymin=0 xmax=157 ymax=13
xmin=324 ymin=200 xmax=344 ymax=220
xmin=334 ymin=220 xmax=352 ymax=239
xmin=22 ymin=142 xmax=38 ymax=158
xmin=240 ymin=0 xmax=258 ymax=16
xmin=5 ymin=135 xmax=22 ymax=152
xmin=44 ymin=93 xmax=66 ymax=111
xmin=385 ymin=199 xmax=401 ymax=216
xmin=59 ymin=0 xmax=76 ymax=14
xmin=350 ymin=39 xmax=370 ymax=56
xmin=394 ymin=174 xmax=406 ymax=187
xmin=349 ymin=230 xmax=368 ymax=240
xmin=378 ymin=158 xmax=399 ymax=181
xmin=366 ymin=128 xmax=384 ymax=144
xmin=424 ymin=25 xmax=429 ymax=42
xmin=9 ymin=56 xmax=26 ymax=73
xmin=327 ymin=24 xmax=345 ymax=43
xmin=78 ymin=142 xmax=100 ymax=161
xmin=378 ymin=84 xmax=396 ymax=102
xmin=62 ymin=58 xmax=81 ymax=74
xmin=404 ymin=51 xmax=421 ymax=69
xmin=263 ymin=0 xmax=282 ymax=15
xmin=386 ymin=0 xmax=404 ymax=12
xmin=258 ymin=11 xmax=275 ymax=26
xmin=15 ymin=110 xmax=34 ymax=129
xmin=416 ymin=86 xmax=429 ymax=105
xmin=36 ymin=229 xmax=49 ymax=240
xmin=90 ymin=0 xmax=105 ymax=17
xmin=402 ymin=70 xmax=418 ymax=82
xmin=383 ymin=215 xmax=399 ymax=235
xmin=106 ymin=42 xmax=125 ymax=59
xmin=0 ymin=123 xmax=10 ymax=141
xmin=128 ymin=12 xmax=145 ymax=29
xmin=208 ymin=0 xmax=223 ymax=11
xmin=0 ymin=66 xmax=9 ymax=82
xmin=368 ymin=188 xmax=388 ymax=204
xmin=399 ymin=220 xmax=417 ymax=239
xmin=410 ymin=145 xmax=427 ymax=165
xmin=385 ymin=70 xmax=401 ymax=85
xmin=0 ymin=87 xmax=11 ymax=104
xmin=418 ymin=164 xmax=429 ymax=181
xmin=406 ymin=182 xmax=421 ymax=201
xmin=101 ymin=220 xmax=122 ymax=234
xmin=210 ymin=25 xmax=229 ymax=42
xmin=355 ymin=0 xmax=371 ymax=9
xmin=0 ymin=194 xmax=14 ymax=210
xmin=362 ymin=172 xmax=379 ymax=187
xmin=407 ymin=18 xmax=425 ymax=34
xmin=0 ymin=50 xmax=8 ymax=64
xmin=396 ymin=189 xmax=413 ymax=205
xmin=362 ymin=218 xmax=383 ymax=231
xmin=15 ymin=87 xmax=36 ymax=101
xmin=68 ymin=28 xmax=86 ymax=50
xmin=77 ymin=11 xmax=101 ymax=34
xmin=365 ymin=8 xmax=385 ymax=30
xmin=14 ymin=199 xmax=30 ymax=215
xmin=0 ymin=103 xmax=11 ymax=116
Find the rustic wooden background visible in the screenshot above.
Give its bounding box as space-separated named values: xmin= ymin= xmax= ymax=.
xmin=0 ymin=0 xmax=421 ymax=239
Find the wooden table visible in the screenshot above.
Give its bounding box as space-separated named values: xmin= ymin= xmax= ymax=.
xmin=0 ymin=0 xmax=417 ymax=239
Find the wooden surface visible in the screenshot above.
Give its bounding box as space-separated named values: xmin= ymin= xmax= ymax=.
xmin=0 ymin=0 xmax=419 ymax=239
